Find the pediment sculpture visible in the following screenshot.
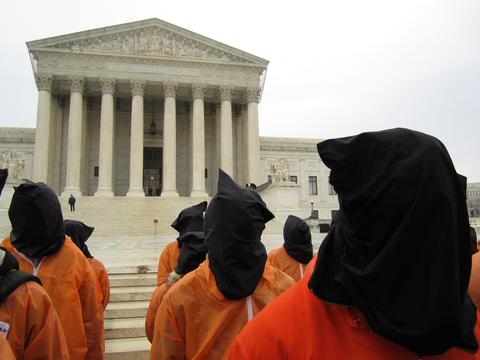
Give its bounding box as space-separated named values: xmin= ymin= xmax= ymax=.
xmin=49 ymin=26 xmax=250 ymax=64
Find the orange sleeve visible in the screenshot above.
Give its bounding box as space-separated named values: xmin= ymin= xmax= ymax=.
xmin=468 ymin=253 xmax=480 ymax=307
xmin=0 ymin=335 xmax=15 ymax=360
xmin=96 ymin=261 xmax=110 ymax=311
xmin=145 ymin=284 xmax=169 ymax=343
xmin=79 ymin=258 xmax=105 ymax=360
xmin=150 ymin=292 xmax=185 ymax=359
xmin=157 ymin=242 xmax=177 ymax=286
xmin=23 ymin=282 xmax=70 ymax=359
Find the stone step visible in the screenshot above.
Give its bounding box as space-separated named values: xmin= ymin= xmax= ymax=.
xmin=105 ymin=301 xmax=149 ymax=319
xmin=107 ymin=264 xmax=157 ymax=275
xmin=110 ymin=286 xmax=156 ymax=302
xmin=109 ymin=273 xmax=157 ymax=287
xmin=105 ymin=317 xmax=146 ymax=340
xmin=105 ymin=337 xmax=150 ymax=360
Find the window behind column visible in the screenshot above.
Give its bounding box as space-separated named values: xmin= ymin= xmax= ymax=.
xmin=308 ymin=176 xmax=318 ymax=195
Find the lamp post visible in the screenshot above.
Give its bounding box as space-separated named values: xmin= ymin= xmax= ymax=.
xmin=310 ymin=200 xmax=314 ymax=218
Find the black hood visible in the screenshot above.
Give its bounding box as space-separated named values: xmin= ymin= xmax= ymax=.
xmin=175 ymin=231 xmax=207 ymax=275
xmin=205 ymin=169 xmax=274 ymax=300
xmin=0 ymin=246 xmax=19 ymax=276
xmin=309 ymin=128 xmax=477 ymax=356
xmin=171 ymin=201 xmax=207 ymax=241
xmin=0 ymin=169 xmax=7 ymax=196
xmin=283 ymin=215 xmax=313 ymax=264
xmin=9 ymin=182 xmax=65 ymax=259
xmin=64 ymin=220 xmax=94 ymax=258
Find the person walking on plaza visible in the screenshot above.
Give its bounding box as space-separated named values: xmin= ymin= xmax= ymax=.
xmin=68 ymin=194 xmax=76 ymax=211
xmin=151 ymin=170 xmax=294 ymax=359
xmin=64 ymin=219 xmax=110 ymax=311
xmin=268 ymin=215 xmax=313 ymax=281
xmin=0 ymin=246 xmax=70 ymax=359
xmin=229 ymin=128 xmax=480 ymax=359
xmin=156 ymin=201 xmax=207 ymax=286
xmin=2 ymin=181 xmax=104 ymax=360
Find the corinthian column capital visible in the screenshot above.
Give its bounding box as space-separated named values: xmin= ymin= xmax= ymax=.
xmin=163 ymin=82 xmax=177 ymax=98
xmin=191 ymin=84 xmax=207 ymax=100
xmin=68 ymin=76 xmax=85 ymax=94
xmin=100 ymin=79 xmax=116 ymax=95
xmin=35 ymin=73 xmax=54 ymax=92
xmin=245 ymin=87 xmax=261 ymax=103
xmin=130 ymin=80 xmax=146 ymax=97
xmin=218 ymin=86 xmax=233 ymax=102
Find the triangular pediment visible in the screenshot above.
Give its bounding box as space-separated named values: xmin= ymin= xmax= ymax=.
xmin=27 ymin=18 xmax=268 ymax=66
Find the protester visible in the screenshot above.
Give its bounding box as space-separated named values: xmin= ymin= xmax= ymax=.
xmin=0 ymin=246 xmax=70 ymax=359
xmin=229 ymin=128 xmax=479 ymax=359
xmin=146 ymin=231 xmax=207 ymax=342
xmin=156 ymin=201 xmax=207 ymax=286
xmin=245 ymin=182 xmax=257 ymax=192
xmin=268 ymin=215 xmax=313 ymax=281
xmin=64 ymin=219 xmax=110 ymax=311
xmin=151 ymin=170 xmax=294 ymax=359
xmin=2 ymin=181 xmax=104 ymax=360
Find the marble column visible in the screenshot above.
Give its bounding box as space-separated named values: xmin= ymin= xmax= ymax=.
xmin=161 ymin=82 xmax=179 ymax=197
xmin=127 ymin=80 xmax=146 ymax=196
xmin=32 ymin=73 xmax=53 ymax=183
xmin=190 ymin=84 xmax=208 ymax=197
xmin=245 ymin=87 xmax=262 ymax=185
xmin=219 ymin=86 xmax=234 ymax=176
xmin=95 ymin=79 xmax=116 ymax=196
xmin=62 ymin=76 xmax=84 ymax=196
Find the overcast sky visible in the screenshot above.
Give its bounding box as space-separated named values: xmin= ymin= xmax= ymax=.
xmin=1 ymin=0 xmax=479 ymax=180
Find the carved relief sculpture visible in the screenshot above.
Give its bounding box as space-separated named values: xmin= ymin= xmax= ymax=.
xmin=271 ymin=159 xmax=290 ymax=183
xmin=0 ymin=150 xmax=25 ymax=183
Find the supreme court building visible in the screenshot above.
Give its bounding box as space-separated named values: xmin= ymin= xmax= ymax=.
xmin=0 ymin=19 xmax=340 ymax=234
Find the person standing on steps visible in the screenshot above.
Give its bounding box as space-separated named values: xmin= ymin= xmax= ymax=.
xmin=68 ymin=194 xmax=76 ymax=212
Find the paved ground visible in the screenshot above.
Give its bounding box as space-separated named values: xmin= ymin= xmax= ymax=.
xmin=88 ymin=233 xmax=327 ymax=271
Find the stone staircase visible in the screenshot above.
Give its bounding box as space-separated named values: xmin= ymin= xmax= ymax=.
xmin=105 ymin=270 xmax=157 ymax=360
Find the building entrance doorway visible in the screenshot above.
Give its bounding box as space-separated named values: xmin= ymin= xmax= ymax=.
xmin=144 ymin=147 xmax=162 ymax=196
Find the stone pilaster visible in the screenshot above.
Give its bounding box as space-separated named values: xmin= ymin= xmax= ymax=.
xmin=161 ymin=82 xmax=179 ymax=197
xmin=32 ymin=73 xmax=53 ymax=183
xmin=218 ymin=86 xmax=233 ymax=176
xmin=127 ymin=80 xmax=146 ymax=196
xmin=62 ymin=76 xmax=84 ymax=196
xmin=190 ymin=84 xmax=208 ymax=197
xmin=245 ymin=87 xmax=261 ymax=185
xmin=95 ymin=79 xmax=116 ymax=196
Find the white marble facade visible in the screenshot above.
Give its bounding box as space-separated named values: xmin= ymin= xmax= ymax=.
xmin=28 ymin=18 xmax=266 ymax=197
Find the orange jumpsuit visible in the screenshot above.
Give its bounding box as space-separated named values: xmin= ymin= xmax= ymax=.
xmin=145 ymin=283 xmax=169 ymax=343
xmin=229 ymin=272 xmax=480 ymax=360
xmin=157 ymin=241 xmax=180 ymax=286
xmin=151 ymin=261 xmax=295 ymax=359
xmin=88 ymin=258 xmax=110 ymax=311
xmin=468 ymin=252 xmax=480 ymax=307
xmin=2 ymin=237 xmax=104 ymax=360
xmin=0 ymin=279 xmax=70 ymax=359
xmin=0 ymin=335 xmax=15 ymax=360
xmin=267 ymin=247 xmax=310 ymax=281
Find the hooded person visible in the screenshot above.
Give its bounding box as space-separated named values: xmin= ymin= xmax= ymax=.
xmin=150 ymin=169 xmax=295 ymax=359
xmin=268 ymin=215 xmax=313 ymax=281
xmin=146 ymin=231 xmax=207 ymax=343
xmin=156 ymin=201 xmax=207 ymax=286
xmin=0 ymin=246 xmax=70 ymax=359
xmin=64 ymin=219 xmax=110 ymax=311
xmin=229 ymin=128 xmax=480 ymax=360
xmin=1 ymin=181 xmax=105 ymax=360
